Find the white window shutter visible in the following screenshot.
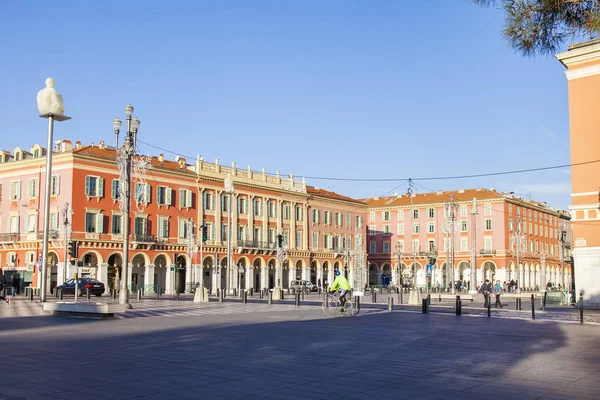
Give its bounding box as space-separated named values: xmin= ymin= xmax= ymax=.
xmin=96 ymin=213 xmax=104 ymax=233
xmin=16 ymin=181 xmax=21 ymax=200
xmin=98 ymin=178 xmax=104 ymax=197
xmin=166 ymin=188 xmax=172 ymax=205
xmin=179 ymin=219 xmax=185 ymax=238
xmin=28 ymin=215 xmax=36 ymax=232
xmin=145 ymin=184 xmax=151 ymax=204
xmin=186 ymin=190 xmax=192 ymax=208
xmin=55 ymin=176 xmax=60 ymax=195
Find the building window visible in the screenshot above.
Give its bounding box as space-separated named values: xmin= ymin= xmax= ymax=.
xmin=50 ymin=212 xmax=59 ymax=231
xmin=10 ymin=181 xmax=21 ymax=200
xmin=179 ymin=189 xmax=193 ymax=208
xmin=382 ymin=211 xmax=390 ymax=221
xmin=282 ymin=203 xmax=290 ymax=220
xmin=26 ymin=179 xmax=37 ymax=199
xmin=412 ymin=239 xmax=419 ymax=252
xmin=397 ymin=223 xmax=404 ymax=235
xmin=397 ymin=210 xmax=404 ymax=221
xmin=461 ymin=220 xmax=468 ymax=232
xmin=427 ymin=222 xmax=435 ymax=233
xmin=238 ymin=226 xmax=247 ymax=241
xmin=335 ymin=212 xmax=342 ymax=226
xmin=413 ymin=223 xmax=420 ymax=234
xmin=484 ymin=237 xmax=493 ymax=251
xmin=383 ymin=241 xmax=390 ymax=254
xmin=369 ymin=241 xmax=376 ymax=254
xmin=237 ymin=197 xmax=249 ymax=214
xmin=413 ymin=209 xmax=419 ymax=220
xmin=9 ymin=215 xmax=19 ymax=233
xmin=508 ymin=205 xmax=512 ymax=216
xmin=254 ymin=199 xmax=263 ymax=216
xmin=346 ymin=213 xmax=352 ymax=228
xmin=461 ymin=237 xmax=468 ymax=251
xmin=312 ymin=232 xmax=318 ymax=249
xmin=85 ymin=212 xmax=104 ymax=233
xmin=369 ymin=225 xmax=376 ymax=236
xmin=220 ymin=194 xmax=228 ymax=212
xmin=443 ymin=238 xmax=449 ymax=252
xmin=369 ymin=212 xmax=375 ymax=222
xmin=85 ymin=176 xmax=104 ymax=197
xmin=134 ymin=183 xmax=151 ymax=205
xmin=311 ymin=209 xmax=320 ymax=223
xmin=268 ymin=201 xmax=277 ymax=218
xmin=295 ymin=205 xmax=303 ymax=221
xmin=509 ymin=219 xmax=514 ymax=232
xmin=397 ymin=241 xmax=404 ymax=253
xmin=295 ymin=231 xmax=302 ymax=247
xmin=158 ymin=218 xmax=169 ymax=238
xmin=24 ymin=214 xmax=36 ymax=233
xmin=324 ymin=211 xmax=332 ymax=224
xmin=484 ymin=203 xmax=492 ymax=216
xmin=203 ymin=191 xmax=214 ymax=210
xmin=428 ymin=239 xmax=435 ymax=252
xmin=356 ymin=215 xmax=362 ymax=228
xmin=383 ymin=224 xmax=390 ymax=235
xmin=134 ymin=217 xmax=147 ymax=235
xmin=460 ymin=205 xmax=467 ymax=217
xmin=428 ymin=208 xmax=435 ymax=218
xmin=534 ymin=225 xmax=538 ymax=236
xmin=484 ymin=219 xmax=493 ymax=231
xmin=178 ymin=219 xmax=190 ymax=238
xmin=157 ymin=186 xmax=172 ymax=206
xmin=112 ymin=215 xmax=122 ymax=234
xmin=111 ymin=179 xmax=120 ymax=199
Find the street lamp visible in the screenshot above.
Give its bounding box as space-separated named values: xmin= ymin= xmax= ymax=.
xmin=510 ymin=218 xmax=526 ymax=294
xmin=407 ymin=179 xmax=420 ymax=305
xmin=469 ymin=197 xmax=478 ymax=293
xmin=114 ymin=104 xmax=140 ymax=307
xmin=224 ymin=173 xmax=234 ymax=294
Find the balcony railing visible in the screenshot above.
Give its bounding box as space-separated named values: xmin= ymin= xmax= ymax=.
xmin=132 ymin=234 xmax=156 ymax=243
xmin=479 ymin=249 xmax=496 ymax=256
xmin=37 ymin=230 xmax=60 ymax=240
xmin=0 ymin=233 xmax=19 ymax=242
xmin=237 ymin=240 xmax=274 ymax=249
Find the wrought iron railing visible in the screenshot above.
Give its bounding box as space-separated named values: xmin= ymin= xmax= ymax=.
xmin=0 ymin=233 xmax=18 ymax=242
xmin=237 ymin=240 xmax=274 ymax=249
xmin=132 ymin=234 xmax=156 ymax=243
xmin=37 ymin=230 xmax=60 ymax=240
xmin=479 ymin=249 xmax=496 ymax=256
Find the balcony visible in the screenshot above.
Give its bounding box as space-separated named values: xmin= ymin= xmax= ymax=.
xmin=237 ymin=240 xmax=273 ymax=250
xmin=479 ymin=249 xmax=496 ymax=256
xmin=0 ymin=233 xmax=19 ymax=243
xmin=132 ymin=234 xmax=156 ymax=243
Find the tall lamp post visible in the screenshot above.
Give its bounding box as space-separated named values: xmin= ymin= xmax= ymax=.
xmin=444 ymin=196 xmax=458 ymax=295
xmin=353 ymin=224 xmax=366 ymax=294
xmin=113 ymin=104 xmax=140 ymax=306
xmin=469 ymin=197 xmax=478 ymax=293
xmin=407 ymin=179 xmax=421 ymax=305
xmin=61 ymin=202 xmax=73 ymax=284
xmin=224 ymin=173 xmax=234 ymax=294
xmin=37 ymin=78 xmax=70 ymax=302
xmin=510 ymin=218 xmax=526 ymax=294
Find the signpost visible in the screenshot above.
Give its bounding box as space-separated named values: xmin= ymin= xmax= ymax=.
xmin=426 ymin=264 xmax=432 ymax=277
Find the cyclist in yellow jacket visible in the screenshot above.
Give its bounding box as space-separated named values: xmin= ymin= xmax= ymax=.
xmin=329 ymin=270 xmax=351 ymax=311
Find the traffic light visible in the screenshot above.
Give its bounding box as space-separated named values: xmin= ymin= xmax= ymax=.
xmin=201 ymin=224 xmax=208 ymax=242
xmin=67 ymin=241 xmax=78 ymax=259
xmin=429 ymin=257 xmax=437 ymax=265
xmin=277 ymin=234 xmax=283 ymax=248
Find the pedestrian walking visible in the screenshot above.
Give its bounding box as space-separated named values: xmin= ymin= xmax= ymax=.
xmin=11 ymin=274 xmax=19 ymax=296
xmin=0 ymin=269 xmax=10 ymax=305
xmin=493 ymin=280 xmax=503 ymax=308
xmin=478 ymin=279 xmax=491 ymax=308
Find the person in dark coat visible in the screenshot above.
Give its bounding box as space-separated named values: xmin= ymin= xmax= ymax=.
xmin=478 ymin=279 xmax=492 ymax=308
xmin=0 ymin=269 xmax=9 ymax=305
xmin=11 ymin=274 xmax=19 ymax=296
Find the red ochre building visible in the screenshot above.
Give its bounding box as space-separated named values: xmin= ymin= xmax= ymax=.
xmin=0 ymin=139 xmax=366 ymax=295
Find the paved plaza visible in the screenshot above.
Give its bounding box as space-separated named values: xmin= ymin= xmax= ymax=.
xmin=1 ymin=294 xmax=599 ymax=400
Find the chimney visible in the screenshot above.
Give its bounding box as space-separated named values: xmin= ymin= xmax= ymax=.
xmin=62 ymin=140 xmax=73 ymax=152
xmin=99 ymin=141 xmax=105 ymax=149
xmin=178 ymin=157 xmax=186 ymax=168
xmin=158 ymin=154 xmax=164 ymax=162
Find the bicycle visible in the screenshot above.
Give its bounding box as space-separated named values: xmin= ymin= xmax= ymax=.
xmin=322 ymin=291 xmax=359 ymax=316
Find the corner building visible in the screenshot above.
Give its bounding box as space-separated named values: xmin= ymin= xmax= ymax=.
xmin=0 ymin=139 xmax=367 ymax=295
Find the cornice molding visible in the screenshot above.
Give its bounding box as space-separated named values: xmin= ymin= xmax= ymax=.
xmin=556 ymin=41 xmax=600 ymax=68
xmin=565 ymin=64 xmax=600 ymax=80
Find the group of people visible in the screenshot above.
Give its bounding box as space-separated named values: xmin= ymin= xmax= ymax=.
xmin=0 ymin=268 xmax=19 ymax=305
xmin=478 ymin=279 xmax=505 ymax=308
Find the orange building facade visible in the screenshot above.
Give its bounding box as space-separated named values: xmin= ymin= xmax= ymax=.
xmin=0 ymin=139 xmax=366 ymax=295
xmin=557 ymin=39 xmax=600 ymax=304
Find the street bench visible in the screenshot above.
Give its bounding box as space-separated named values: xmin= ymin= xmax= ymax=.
xmin=433 ymin=294 xmax=474 ymax=302
xmin=43 ymin=302 xmax=130 ymax=319
xmin=502 ymin=293 xmax=542 ymax=299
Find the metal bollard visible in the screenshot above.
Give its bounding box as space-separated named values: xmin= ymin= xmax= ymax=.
xmin=28 ymin=288 xmax=33 ymax=301
xmin=372 ymin=291 xmax=376 ymax=303
xmin=531 ymin=294 xmax=535 ymax=320
xmin=156 ymin=288 xmax=160 ymax=300
xmin=268 ymin=291 xmax=273 ymax=305
xmin=112 ymin=289 xmax=117 ymax=300
xmin=233 ymin=288 xmax=237 ymax=297
xmin=281 ymin=291 xmax=284 ymax=300
xmin=456 ymin=299 xmax=462 ymax=315
xmin=388 ymin=297 xmax=393 ymax=312
xmin=176 ymin=292 xmax=180 ymax=301
xmin=219 ymin=289 xmax=224 ymax=303
xmin=580 ymin=292 xmax=584 ymax=324
xmin=422 ymin=298 xmax=428 ymax=314
xmin=543 ymin=292 xmax=547 ymax=312
xmin=355 ymin=296 xmax=360 ymax=311
xmin=259 ymin=290 xmax=263 ymax=300
xmin=86 ymin=288 xmax=91 ymax=300
xmin=301 ymin=291 xmax=305 ymax=300
xmin=54 ymin=288 xmax=58 ymax=298
xmin=398 ymin=290 xmax=403 ymax=305
xmin=59 ymin=288 xmax=63 ymax=300
xmin=137 ymin=289 xmax=142 ymax=301
xmin=488 ymin=297 xmax=491 ymax=317
xmin=242 ymin=290 xmax=248 ymax=304
xmin=295 ymin=292 xmax=300 ymax=307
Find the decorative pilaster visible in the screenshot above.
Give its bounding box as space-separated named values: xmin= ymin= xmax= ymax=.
xmin=216 ymin=190 xmax=223 ymax=244
xmin=145 ymin=264 xmax=155 ymax=294
xmin=165 ymin=264 xmax=175 ymax=295
xmin=98 ymin=263 xmax=109 ymax=293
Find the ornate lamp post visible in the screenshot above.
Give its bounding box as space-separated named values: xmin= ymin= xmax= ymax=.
xmin=353 ymin=225 xmax=366 ymax=294
xmin=510 ymin=218 xmax=526 ymax=294
xmin=61 ymin=202 xmax=73 ymax=284
xmin=114 ymin=104 xmax=141 ymax=306
xmin=224 ymin=173 xmax=234 ymax=294
xmin=276 ymin=232 xmax=288 ymax=288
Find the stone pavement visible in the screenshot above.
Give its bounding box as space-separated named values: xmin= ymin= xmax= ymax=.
xmin=0 ymin=296 xmax=599 ymax=399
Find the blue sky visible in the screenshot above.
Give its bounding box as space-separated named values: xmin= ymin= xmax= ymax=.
xmin=0 ymin=1 xmax=572 ymax=208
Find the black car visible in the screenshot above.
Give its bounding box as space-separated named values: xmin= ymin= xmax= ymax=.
xmin=56 ymin=278 xmax=105 ymax=296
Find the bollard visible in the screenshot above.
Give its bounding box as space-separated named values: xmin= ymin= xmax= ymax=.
xmin=531 ymin=294 xmax=535 ymax=320
xmin=295 ymin=292 xmax=300 ymax=307
xmin=259 ymin=290 xmax=263 ymax=300
xmin=176 ymin=292 xmax=180 ymax=301
xmin=137 ymin=289 xmax=142 ymax=301
xmin=54 ymin=288 xmax=58 ymax=298
xmin=242 ymin=290 xmax=248 ymax=304
xmin=355 ymin=296 xmax=360 ymax=311
xmin=281 ymin=291 xmax=284 ymax=300
xmin=219 ymin=289 xmax=224 ymax=303
xmin=580 ymin=292 xmax=584 ymax=324
xmin=301 ymin=291 xmax=305 ymax=300
xmin=427 ymin=294 xmax=431 ymax=308
xmin=156 ymin=288 xmax=160 ymax=300
xmin=422 ymin=298 xmax=428 ymax=314
xmin=112 ymin=289 xmax=117 ymax=300
xmin=59 ymin=288 xmax=63 ymax=300
xmin=268 ymin=291 xmax=273 ymax=305
xmin=515 ymin=298 xmax=520 ymax=311
xmin=86 ymin=288 xmax=91 ymax=300
xmin=456 ymin=299 xmax=462 ymax=315
xmin=488 ymin=297 xmax=491 ymax=318
xmin=372 ymin=291 xmax=376 ymax=303
xmin=543 ymin=292 xmax=547 ymax=312
xmin=388 ymin=297 xmax=393 ymax=312
xmin=398 ymin=290 xmax=403 ymax=305
xmin=233 ymin=288 xmax=237 ymax=297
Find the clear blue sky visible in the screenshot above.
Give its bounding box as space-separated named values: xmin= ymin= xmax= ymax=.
xmin=0 ymin=0 xmax=572 ymax=209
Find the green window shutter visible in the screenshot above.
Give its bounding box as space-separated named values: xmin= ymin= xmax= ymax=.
xmin=166 ymin=188 xmax=172 ymax=205
xmin=16 ymin=181 xmax=21 ymax=200
xmin=112 ymin=180 xmax=118 ymax=199
xmin=85 ymin=176 xmax=91 ymax=196
xmin=98 ymin=178 xmax=104 ymax=197
xmin=145 ymin=184 xmax=151 ymax=204
xmin=179 ymin=219 xmax=185 ymax=238
xmin=179 ymin=189 xmax=184 ymax=208
xmin=55 ymin=175 xmax=60 ymax=195
xmin=96 ymin=213 xmax=104 ymax=233
xmin=186 ymin=190 xmax=192 ymax=208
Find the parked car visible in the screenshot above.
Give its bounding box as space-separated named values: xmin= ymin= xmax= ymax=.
xmin=56 ymin=278 xmax=105 ymax=296
xmin=290 ymin=280 xmax=318 ymax=292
